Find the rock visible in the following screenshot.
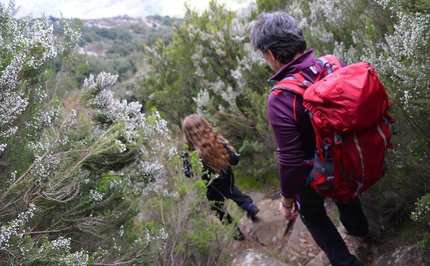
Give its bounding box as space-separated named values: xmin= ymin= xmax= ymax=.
xmin=240 ymin=198 xmax=290 ymax=246
xmin=305 ymin=251 xmax=330 ymax=266
xmin=229 ymin=248 xmax=292 ymax=266
xmin=280 ymin=215 xmax=327 ymax=266
xmin=376 ymin=245 xmax=430 ymax=266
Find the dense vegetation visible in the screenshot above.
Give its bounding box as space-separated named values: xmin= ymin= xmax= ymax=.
xmin=0 ymin=0 xmax=429 ymax=265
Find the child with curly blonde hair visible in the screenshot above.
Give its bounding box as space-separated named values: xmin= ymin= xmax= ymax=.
xmin=181 ymin=114 xmax=259 ymax=241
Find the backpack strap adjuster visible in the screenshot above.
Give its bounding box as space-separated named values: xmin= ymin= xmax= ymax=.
xmin=318 ymin=56 xmax=340 ymax=77
xmin=334 ymin=134 xmax=343 ymax=146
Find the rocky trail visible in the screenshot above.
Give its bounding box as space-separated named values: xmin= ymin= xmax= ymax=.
xmin=226 ymin=188 xmax=383 ymax=266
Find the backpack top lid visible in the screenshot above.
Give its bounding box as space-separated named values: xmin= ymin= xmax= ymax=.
xmin=303 ymin=61 xmax=390 ymax=133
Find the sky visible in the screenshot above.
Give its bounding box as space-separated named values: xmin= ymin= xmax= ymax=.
xmin=1 ymin=0 xmax=254 ymax=19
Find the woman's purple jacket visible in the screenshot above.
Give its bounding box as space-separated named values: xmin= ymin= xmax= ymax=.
xmin=267 ymin=49 xmax=345 ymax=199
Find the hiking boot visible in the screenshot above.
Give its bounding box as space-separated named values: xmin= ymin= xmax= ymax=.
xmin=246 ymin=204 xmax=260 ymax=218
xmin=338 ymin=222 xmax=373 ymax=244
xmin=356 ymin=231 xmax=373 ymax=244
xmin=233 ymin=227 xmax=245 ymax=241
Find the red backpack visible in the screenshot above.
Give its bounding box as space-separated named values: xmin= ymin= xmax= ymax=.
xmin=275 ymin=55 xmax=395 ymax=202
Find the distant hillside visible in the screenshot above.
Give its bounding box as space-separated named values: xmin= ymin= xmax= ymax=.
xmin=50 ymin=15 xmax=176 ymax=57
xmin=48 ymin=14 xmax=177 ymax=101
xmin=81 ymin=15 xmax=173 ymax=29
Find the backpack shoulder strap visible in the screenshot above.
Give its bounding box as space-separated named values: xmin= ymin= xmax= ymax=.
xmin=272 ymin=69 xmax=314 ymax=96
xmin=272 ymin=76 xmax=306 ymax=96
xmin=271 ymin=75 xmax=309 ymax=124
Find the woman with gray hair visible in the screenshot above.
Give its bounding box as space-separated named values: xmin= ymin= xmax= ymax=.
xmin=250 ymin=11 xmax=369 ymax=266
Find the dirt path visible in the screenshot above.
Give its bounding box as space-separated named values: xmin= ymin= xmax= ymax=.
xmin=227 ymin=187 xmax=377 ymax=265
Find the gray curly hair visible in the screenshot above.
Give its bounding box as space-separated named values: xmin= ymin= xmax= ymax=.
xmin=250 ymin=11 xmax=307 ymax=64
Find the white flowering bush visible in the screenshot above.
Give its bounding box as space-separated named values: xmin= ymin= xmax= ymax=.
xmin=411 ymin=193 xmax=430 ymax=248
xmin=140 ymin=148 xmax=236 ymax=266
xmin=0 ymin=1 xmax=179 ymax=264
xmin=0 ymin=2 xmax=238 ymax=264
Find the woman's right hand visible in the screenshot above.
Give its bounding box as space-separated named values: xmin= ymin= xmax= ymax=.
xmin=279 ymin=201 xmax=297 ymax=220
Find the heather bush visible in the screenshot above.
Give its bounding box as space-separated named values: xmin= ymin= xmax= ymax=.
xmin=142 ymin=156 xmax=236 ymax=265
xmin=411 ymin=193 xmax=430 ymax=248
xmin=0 ymin=2 xmax=164 ymax=264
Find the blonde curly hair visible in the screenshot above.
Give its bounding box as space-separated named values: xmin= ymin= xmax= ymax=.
xmin=182 ymin=114 xmax=237 ymax=174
